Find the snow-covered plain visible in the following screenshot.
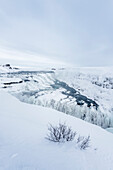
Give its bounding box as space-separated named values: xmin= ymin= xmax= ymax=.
xmin=0 ymin=91 xmax=113 ymax=170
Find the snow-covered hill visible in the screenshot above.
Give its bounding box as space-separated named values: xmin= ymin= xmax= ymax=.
xmin=0 ymin=90 xmax=113 ymax=170
xmin=0 ymin=64 xmax=113 ymax=128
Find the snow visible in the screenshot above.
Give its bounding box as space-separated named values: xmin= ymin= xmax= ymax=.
xmin=0 ymin=90 xmax=113 ymax=170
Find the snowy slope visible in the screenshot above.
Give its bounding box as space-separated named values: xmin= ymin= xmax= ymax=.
xmin=0 ymin=91 xmax=113 ymax=170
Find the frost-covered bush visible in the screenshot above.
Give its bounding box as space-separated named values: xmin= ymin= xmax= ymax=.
xmin=46 ymin=123 xmax=76 ymax=142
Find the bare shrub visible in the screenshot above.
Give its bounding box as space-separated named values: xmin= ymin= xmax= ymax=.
xmin=46 ymin=123 xmax=91 ymax=150
xmin=46 ymin=123 xmax=76 ymax=142
xmin=79 ymin=135 xmax=90 ymax=150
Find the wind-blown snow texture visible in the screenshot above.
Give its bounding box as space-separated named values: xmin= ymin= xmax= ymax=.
xmin=0 ymin=91 xmax=113 ymax=170
xmin=0 ymin=64 xmax=113 ymax=128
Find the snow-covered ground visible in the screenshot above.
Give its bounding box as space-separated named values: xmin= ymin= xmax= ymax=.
xmin=0 ymin=90 xmax=113 ymax=170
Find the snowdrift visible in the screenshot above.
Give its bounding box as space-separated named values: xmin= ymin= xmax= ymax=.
xmin=0 ymin=91 xmax=113 ymax=170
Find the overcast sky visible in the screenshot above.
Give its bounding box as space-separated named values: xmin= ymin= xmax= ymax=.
xmin=0 ymin=0 xmax=113 ymax=66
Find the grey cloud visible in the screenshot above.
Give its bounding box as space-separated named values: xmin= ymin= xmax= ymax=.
xmin=0 ymin=0 xmax=113 ymax=66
